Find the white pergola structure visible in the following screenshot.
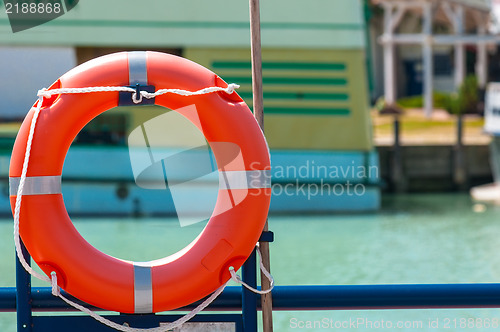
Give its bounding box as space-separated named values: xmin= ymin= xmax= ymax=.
xmin=375 ymin=0 xmax=492 ymax=116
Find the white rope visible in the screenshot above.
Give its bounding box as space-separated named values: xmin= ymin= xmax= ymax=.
xmin=13 ymin=94 xmax=51 ymax=283
xmin=13 ymin=83 xmax=273 ymax=332
xmin=37 ymin=83 xmax=240 ymax=105
xmin=50 ymin=271 xmax=228 ymax=332
xmin=229 ymin=244 xmax=274 ymax=295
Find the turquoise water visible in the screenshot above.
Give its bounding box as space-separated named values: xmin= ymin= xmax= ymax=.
xmin=2 ymin=194 xmax=500 ymax=331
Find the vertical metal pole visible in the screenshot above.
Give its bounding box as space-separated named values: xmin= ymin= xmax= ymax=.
xmin=241 ymin=251 xmax=257 ymax=332
xmin=249 ymin=0 xmax=273 ymax=331
xmin=422 ymin=1 xmax=434 ymax=117
xmin=454 ymin=4 xmax=465 ymax=89
xmin=476 ymin=21 xmax=488 ymax=89
xmin=382 ymin=3 xmax=396 ymax=106
xmin=16 ymin=241 xmax=32 ymax=332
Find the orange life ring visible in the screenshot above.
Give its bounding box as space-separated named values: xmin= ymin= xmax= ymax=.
xmin=9 ymin=51 xmax=271 ymax=313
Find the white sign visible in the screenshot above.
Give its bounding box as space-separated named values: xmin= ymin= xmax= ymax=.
xmin=484 ymin=82 xmax=500 ymax=135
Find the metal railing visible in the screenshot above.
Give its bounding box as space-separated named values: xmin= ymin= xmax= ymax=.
xmin=3 ymin=239 xmax=500 ymax=331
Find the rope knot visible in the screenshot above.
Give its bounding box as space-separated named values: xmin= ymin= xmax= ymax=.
xmin=229 ymin=267 xmax=241 ymax=283
xmin=228 ymin=246 xmax=274 ymax=295
xmin=225 ymin=83 xmax=240 ymax=95
xmin=132 ymin=91 xmax=143 ymax=104
xmin=37 ymin=88 xmax=52 ymax=99
xmin=131 ymin=84 xmax=144 ymax=104
xmin=51 ymin=271 xmax=60 ymax=297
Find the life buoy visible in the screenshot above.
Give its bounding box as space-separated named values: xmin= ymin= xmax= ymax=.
xmin=9 ymin=51 xmax=271 ymax=313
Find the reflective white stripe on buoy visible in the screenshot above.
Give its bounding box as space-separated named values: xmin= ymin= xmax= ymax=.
xmin=219 ymin=170 xmax=271 ymax=190
xmin=128 ymin=51 xmax=148 ymax=85
xmin=9 ymin=176 xmax=61 ymax=196
xmin=133 ymin=262 xmax=153 ymax=313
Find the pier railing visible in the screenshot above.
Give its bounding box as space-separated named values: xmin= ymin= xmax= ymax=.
xmin=3 ymin=244 xmax=500 ymax=331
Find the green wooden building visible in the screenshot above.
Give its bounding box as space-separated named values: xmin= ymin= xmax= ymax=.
xmin=0 ymin=0 xmax=380 ymax=213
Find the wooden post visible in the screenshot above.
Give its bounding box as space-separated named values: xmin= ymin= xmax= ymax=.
xmin=392 ymin=116 xmax=406 ymax=192
xmin=454 ymin=114 xmax=467 ymax=190
xmin=249 ymin=0 xmax=273 ymax=331
xmin=250 ymin=0 xmax=265 ymax=129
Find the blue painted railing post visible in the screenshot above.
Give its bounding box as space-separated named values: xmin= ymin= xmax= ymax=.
xmin=241 ymin=249 xmax=258 ymax=332
xmin=16 ymin=241 xmax=32 ymax=332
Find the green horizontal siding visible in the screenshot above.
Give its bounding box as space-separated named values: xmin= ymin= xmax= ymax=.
xmin=238 ymin=91 xmax=349 ymax=101
xmin=210 ymin=55 xmax=353 ymax=117
xmin=224 ymin=76 xmax=348 ymax=86
xmin=263 ymin=107 xmax=350 ymax=116
xmin=213 ymin=61 xmax=346 ymax=71
xmin=186 ymin=48 xmax=371 ymax=150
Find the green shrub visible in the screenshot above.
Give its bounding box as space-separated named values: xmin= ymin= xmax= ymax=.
xmin=396 ymin=91 xmax=451 ymax=109
xmin=442 ymin=75 xmax=478 ymax=115
xmin=395 ymin=75 xmax=479 ymax=115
